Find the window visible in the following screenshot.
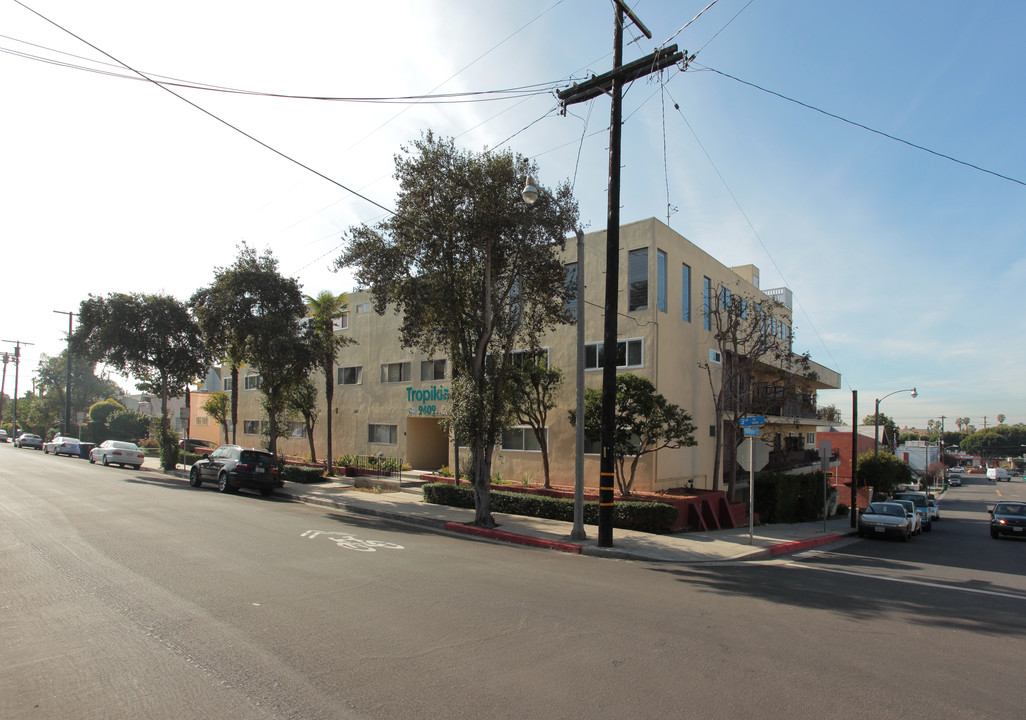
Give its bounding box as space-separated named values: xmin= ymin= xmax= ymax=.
xmin=337 ymin=366 xmax=362 ymax=386
xmin=244 ymin=374 xmax=261 ymax=390
xmin=709 ymin=349 xmax=722 ymax=364
xmin=681 ymin=263 xmax=691 ymax=322
xmin=564 ymin=262 xmax=578 ymax=320
xmin=288 ymin=422 xmax=306 ymax=439
xmin=195 ymin=416 xmax=209 ymax=426
xmin=420 ymin=359 xmax=446 ymax=381
xmin=368 ymin=424 xmax=398 ymax=444
xmin=501 ymin=427 xmax=544 ymax=452
xmin=703 ymin=277 xmax=712 ymax=330
xmin=511 ymin=348 xmax=549 ymax=367
xmin=334 ymin=313 xmax=349 ymax=331
xmin=380 ymin=362 xmax=411 ymax=383
xmin=355 ymin=302 xmax=370 ymax=314
xmin=222 ymin=377 xmax=233 ymax=392
xmin=243 ymin=420 xmax=260 ymax=435
xmin=657 ymin=249 xmax=667 ymax=313
xmin=584 ymin=338 xmax=643 ymax=370
xmin=806 ymin=432 xmax=816 ymax=445
xmin=628 ymin=248 xmax=648 ymax=311
xmin=720 ymin=286 xmax=732 ymax=310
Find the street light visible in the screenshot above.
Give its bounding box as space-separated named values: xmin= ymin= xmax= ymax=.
xmin=521 ymin=177 xmax=538 ymax=205
xmin=874 ymin=387 xmax=917 ymax=457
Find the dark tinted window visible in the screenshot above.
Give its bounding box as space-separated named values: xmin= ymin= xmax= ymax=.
xmin=240 ymin=451 xmax=272 ymax=465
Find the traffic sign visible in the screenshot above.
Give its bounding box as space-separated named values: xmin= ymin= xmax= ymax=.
xmin=743 ymin=427 xmax=761 ymax=437
xmin=739 ymin=415 xmax=765 ymax=427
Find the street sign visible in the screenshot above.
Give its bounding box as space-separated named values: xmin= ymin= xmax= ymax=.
xmin=743 ymin=427 xmax=761 ymax=437
xmin=737 ymin=437 xmax=770 ymax=472
xmin=739 ymin=415 xmax=765 ymax=427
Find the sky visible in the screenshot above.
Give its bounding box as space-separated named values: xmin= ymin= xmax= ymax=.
xmin=2 ymin=0 xmax=1024 ymax=431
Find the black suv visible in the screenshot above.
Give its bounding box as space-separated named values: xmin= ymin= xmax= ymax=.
xmin=189 ymin=445 xmax=281 ymax=496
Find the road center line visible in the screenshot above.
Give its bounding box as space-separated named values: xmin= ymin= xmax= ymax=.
xmin=782 ymin=561 xmax=1026 ymax=601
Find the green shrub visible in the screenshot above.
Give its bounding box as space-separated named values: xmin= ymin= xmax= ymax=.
xmin=753 ymin=471 xmax=827 ymax=524
xmin=422 ymin=483 xmax=678 ymax=534
xmin=281 ymin=465 xmax=327 ymax=484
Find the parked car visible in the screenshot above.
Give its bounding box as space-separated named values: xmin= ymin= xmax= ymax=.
xmin=44 ymin=435 xmax=82 ymax=457
xmin=179 ymin=438 xmax=217 ymax=456
xmin=891 ymin=498 xmax=924 ymax=535
xmin=0 ymin=429 xmax=8 ymax=442
xmin=989 ymin=501 xmax=1026 ymax=539
xmin=893 ymin=492 xmax=935 ymax=529
xmin=89 ymin=440 xmax=145 ymax=468
xmin=14 ymin=433 xmax=43 ymax=450
xmin=947 ymin=475 xmax=962 ymax=487
xmin=858 ymin=502 xmax=914 ymax=541
xmin=188 ymin=445 xmax=281 ymax=497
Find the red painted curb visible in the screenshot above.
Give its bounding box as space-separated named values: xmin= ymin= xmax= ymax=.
xmin=444 ymin=522 xmax=582 ymax=554
xmin=766 ymin=533 xmax=848 ymax=557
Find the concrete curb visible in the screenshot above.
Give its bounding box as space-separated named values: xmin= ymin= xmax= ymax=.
xmin=765 ymin=531 xmax=857 ymax=557
xmin=443 ymin=522 xmax=583 ymax=554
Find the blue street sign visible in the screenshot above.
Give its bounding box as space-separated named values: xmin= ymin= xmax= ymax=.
xmin=743 ymin=427 xmax=761 ymax=437
xmin=739 ymin=415 xmax=765 ymax=427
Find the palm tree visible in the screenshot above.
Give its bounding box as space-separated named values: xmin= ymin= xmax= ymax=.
xmin=305 ymin=291 xmax=356 ymax=476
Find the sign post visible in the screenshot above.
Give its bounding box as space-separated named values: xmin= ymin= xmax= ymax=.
xmin=739 ymin=416 xmax=767 ymax=544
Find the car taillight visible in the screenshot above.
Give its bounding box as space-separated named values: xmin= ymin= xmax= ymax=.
xmin=236 ymin=463 xmax=253 ymax=471
xmin=113 ymin=450 xmax=122 ymax=455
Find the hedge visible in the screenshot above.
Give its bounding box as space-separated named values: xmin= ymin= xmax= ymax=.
xmin=280 ymin=465 xmax=327 ymax=484
xmin=422 ymin=483 xmax=678 ymax=534
xmin=753 ymin=471 xmax=827 ymax=524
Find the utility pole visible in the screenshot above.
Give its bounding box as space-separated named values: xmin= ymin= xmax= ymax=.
xmin=850 ymin=391 xmax=858 ymax=528
xmin=557 ymin=2 xmax=683 ymax=547
xmin=54 ymin=310 xmax=74 ymax=435
xmin=1 ymin=352 xmax=8 ymax=428
xmin=2 ymin=340 xmax=34 ymax=438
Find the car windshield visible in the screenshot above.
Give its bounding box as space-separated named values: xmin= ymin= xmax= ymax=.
xmin=867 ymin=504 xmax=903 ymax=517
xmin=995 ymin=504 xmax=1026 ymax=516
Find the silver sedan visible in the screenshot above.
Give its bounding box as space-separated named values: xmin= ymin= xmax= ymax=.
xmin=89 ymin=440 xmax=145 ymax=468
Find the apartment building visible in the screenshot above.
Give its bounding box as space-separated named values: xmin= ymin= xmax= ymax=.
xmin=226 ymin=218 xmax=840 ymax=493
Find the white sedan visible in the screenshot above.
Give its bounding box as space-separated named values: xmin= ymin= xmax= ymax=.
xmin=89 ymin=440 xmax=145 ymax=468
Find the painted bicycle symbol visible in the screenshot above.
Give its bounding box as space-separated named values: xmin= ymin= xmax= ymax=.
xmin=301 ymin=530 xmax=404 ymax=552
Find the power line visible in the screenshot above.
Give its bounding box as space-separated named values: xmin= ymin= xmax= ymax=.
xmin=699 ymin=63 xmax=1026 ymax=187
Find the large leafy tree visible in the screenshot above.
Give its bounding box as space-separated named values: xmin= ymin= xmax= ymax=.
xmin=856 ymin=450 xmax=913 ymax=496
xmin=571 ymin=373 xmax=697 ymax=496
xmin=862 ymin=412 xmax=898 ymax=451
xmin=191 ymin=243 xmax=266 ymax=444
xmin=703 ymin=287 xmax=815 ymax=497
xmin=34 ymin=351 xmax=121 ymax=432
xmin=305 ymin=290 xmax=356 ymax=475
xmin=336 ymin=132 xmax=578 ymax=528
xmin=71 ymin=292 xmax=208 ymax=469
xmin=239 ymin=250 xmax=313 ymax=458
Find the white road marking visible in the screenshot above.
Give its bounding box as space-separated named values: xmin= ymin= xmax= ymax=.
xmin=302 ymin=530 xmax=404 ymax=552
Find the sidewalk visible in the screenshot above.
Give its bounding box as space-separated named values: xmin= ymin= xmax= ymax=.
xmin=149 ymin=457 xmax=859 ymax=563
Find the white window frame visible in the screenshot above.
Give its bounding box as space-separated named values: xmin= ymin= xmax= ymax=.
xmin=584 ymin=338 xmax=644 ymax=370
xmin=242 ymin=419 xmax=260 ymax=435
xmin=243 ymin=374 xmax=261 ymax=391
xmin=420 ymin=359 xmax=446 ymax=382
xmin=337 ymin=366 xmax=363 ymax=386
xmin=501 ymin=426 xmax=546 ymax=452
xmin=380 ymin=362 xmax=411 ymax=383
xmin=368 ymin=424 xmax=398 ymax=445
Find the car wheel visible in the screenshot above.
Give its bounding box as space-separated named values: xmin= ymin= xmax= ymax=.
xmin=89 ymin=455 xmax=95 ymax=464
xmin=901 ymin=529 xmax=909 ymax=542
xmin=189 ymin=466 xmax=202 ymax=487
xmin=217 ymin=473 xmax=233 ymax=494
xmin=101 ymin=455 xmax=109 ymax=466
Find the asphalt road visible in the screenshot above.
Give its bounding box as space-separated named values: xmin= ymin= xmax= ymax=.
xmin=2 ymin=446 xmax=1023 ymax=720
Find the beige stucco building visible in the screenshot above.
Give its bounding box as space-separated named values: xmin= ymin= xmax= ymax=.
xmin=224 ymin=218 xmax=840 ymax=493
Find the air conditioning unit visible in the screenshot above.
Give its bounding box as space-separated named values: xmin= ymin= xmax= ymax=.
xmin=709 ymin=350 xmax=722 ymax=364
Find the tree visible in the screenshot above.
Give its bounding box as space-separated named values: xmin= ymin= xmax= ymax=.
xmin=856 ymin=450 xmax=913 ymax=496
xmin=506 ymin=352 xmax=563 ymax=488
xmin=571 ymin=373 xmax=697 ymax=496
xmin=284 ymin=376 xmax=320 ymax=461
xmin=106 ymin=408 xmax=151 ymax=441
xmin=34 ymin=351 xmax=121 ymax=432
xmin=702 ymin=286 xmax=815 ymax=497
xmin=336 ymin=132 xmax=578 ymax=527
xmin=240 ymin=250 xmax=313 ymax=458
xmin=191 ymin=243 xmax=261 ymax=444
xmin=816 ymin=404 xmax=842 ymax=423
xmin=71 ymin=292 xmax=208 ymax=469
xmin=82 ymin=398 xmax=126 ymax=441
xmin=202 ymin=391 xmax=231 ymax=443
xmin=305 ymin=290 xmax=356 ymax=475
xmin=862 ymin=412 xmax=898 ymax=451
xmin=997 ymin=414 xmax=1006 ymax=425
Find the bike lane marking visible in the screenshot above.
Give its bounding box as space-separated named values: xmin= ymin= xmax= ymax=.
xmin=301 ymin=530 xmax=404 ymax=552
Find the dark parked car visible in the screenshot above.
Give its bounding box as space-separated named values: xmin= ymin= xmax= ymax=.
xmin=179 ymin=438 xmax=217 ymax=456
xmin=188 ymin=445 xmax=281 ymax=496
xmin=989 ymin=501 xmax=1026 ymax=539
